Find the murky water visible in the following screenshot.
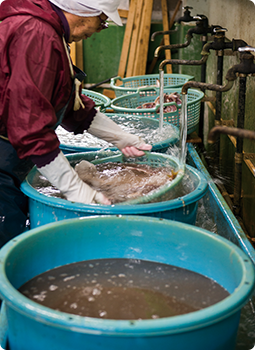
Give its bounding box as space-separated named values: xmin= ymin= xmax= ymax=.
xmin=19 ymin=258 xmax=229 ymax=320
xmin=32 ymin=161 xmax=194 ymax=204
xmin=56 ymin=115 xmax=178 ymax=149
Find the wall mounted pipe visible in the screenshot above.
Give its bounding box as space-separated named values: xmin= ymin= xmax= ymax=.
xmin=151 ymin=29 xmax=178 ymax=42
xmin=159 ymin=55 xmax=209 ymax=71
xmin=189 ymin=47 xmax=255 ymax=219
xmin=154 ymin=16 xmax=215 ymax=58
xmin=181 ymin=79 xmax=235 ymax=95
xmin=207 ymin=126 xmax=255 ymax=144
xmin=156 ymin=22 xmax=223 ymax=144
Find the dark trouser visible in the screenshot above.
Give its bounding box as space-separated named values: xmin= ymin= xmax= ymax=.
xmin=0 ymin=138 xmax=34 ymax=248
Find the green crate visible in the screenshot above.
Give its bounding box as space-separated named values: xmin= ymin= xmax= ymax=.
xmin=82 ymin=89 xmax=111 ymax=112
xmin=110 ymin=87 xmax=204 ymax=135
xmin=110 ymin=74 xmax=194 ymax=97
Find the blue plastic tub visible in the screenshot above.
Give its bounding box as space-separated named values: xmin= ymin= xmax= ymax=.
xmin=0 ymin=215 xmax=254 ymax=350
xmin=58 ymin=114 xmax=179 ymax=154
xmin=20 ymin=151 xmax=208 ymax=228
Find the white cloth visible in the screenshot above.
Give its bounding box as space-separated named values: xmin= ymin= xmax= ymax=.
xmin=38 ymin=151 xmax=108 ymax=204
xmin=88 ymin=111 xmax=147 ymax=151
xmin=49 ymin=0 xmax=123 ymax=25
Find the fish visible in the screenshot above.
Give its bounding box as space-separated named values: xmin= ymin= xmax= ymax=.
xmin=75 ymin=160 xmax=177 ymax=204
xmin=136 ymin=92 xmax=182 ymax=113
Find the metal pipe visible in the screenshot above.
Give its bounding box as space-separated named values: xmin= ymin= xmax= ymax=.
xmin=181 ymin=79 xmax=235 ymax=95
xmin=234 ymin=76 xmax=247 ymax=215
xmin=207 ymin=126 xmax=255 ymax=143
xmin=154 ymin=36 xmax=192 ymax=57
xmin=154 ymin=19 xmax=213 ymax=57
xmin=159 ymin=55 xmax=208 ymax=71
xmin=151 ymin=29 xmax=178 ymax=42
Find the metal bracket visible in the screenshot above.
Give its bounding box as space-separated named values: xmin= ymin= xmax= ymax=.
xmin=243 ymin=153 xmax=255 ymax=177
xmin=221 ymin=119 xmax=235 ymax=127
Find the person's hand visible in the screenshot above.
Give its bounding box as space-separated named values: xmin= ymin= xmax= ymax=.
xmin=121 ymin=143 xmax=152 ymax=157
xmin=88 ymin=112 xmax=153 ymax=156
xmin=37 ymin=151 xmax=112 ymax=205
xmin=93 ymin=192 xmax=111 ymax=205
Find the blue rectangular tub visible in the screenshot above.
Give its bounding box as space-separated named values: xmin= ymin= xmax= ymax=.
xmin=0 ymin=144 xmax=254 ymax=350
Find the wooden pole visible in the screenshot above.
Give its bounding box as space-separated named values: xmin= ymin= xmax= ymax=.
xmin=161 ymin=0 xmax=172 ymax=73
xmin=133 ymin=0 xmax=154 ymax=76
xmin=148 ymin=0 xmax=182 ymax=74
xmin=126 ymin=0 xmax=144 ymax=77
xmin=118 ymin=0 xmax=137 ymax=78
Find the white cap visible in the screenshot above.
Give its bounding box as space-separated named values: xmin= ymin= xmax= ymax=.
xmin=50 ymin=0 xmax=123 ymax=26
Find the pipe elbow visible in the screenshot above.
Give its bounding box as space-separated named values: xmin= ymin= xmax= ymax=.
xmin=208 ymin=126 xmax=255 ymax=143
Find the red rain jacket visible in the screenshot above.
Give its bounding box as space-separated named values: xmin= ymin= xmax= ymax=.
xmin=0 ymin=0 xmax=96 ymax=159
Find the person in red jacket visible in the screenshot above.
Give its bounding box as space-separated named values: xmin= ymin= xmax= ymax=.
xmin=0 ymin=0 xmax=152 ymax=247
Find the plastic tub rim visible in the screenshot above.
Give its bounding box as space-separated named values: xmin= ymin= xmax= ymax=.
xmin=110 ymin=74 xmax=195 ymax=93
xmin=110 ymin=87 xmax=204 ymax=112
xmin=81 ymin=88 xmax=111 ymax=109
xmin=20 ymin=154 xmax=208 ymax=213
xmin=0 ymin=216 xmax=254 ymax=336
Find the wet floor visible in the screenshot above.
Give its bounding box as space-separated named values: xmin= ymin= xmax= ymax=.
xmin=196 ymin=195 xmax=255 ymax=350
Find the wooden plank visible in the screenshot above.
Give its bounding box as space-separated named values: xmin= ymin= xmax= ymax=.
xmin=70 ymin=42 xmax=76 ymax=65
xmin=118 ymin=0 xmax=137 ymax=78
xmin=161 ymin=0 xmax=172 ymax=73
xmin=126 ymin=0 xmax=144 ymax=77
xmin=118 ymin=9 xmax=129 ymax=19
xmin=148 ymin=0 xmax=182 ymax=74
xmin=103 ymin=89 xmax=116 ymax=99
xmin=76 ymin=40 xmax=84 ymax=71
xmin=133 ymin=0 xmax=153 ymax=76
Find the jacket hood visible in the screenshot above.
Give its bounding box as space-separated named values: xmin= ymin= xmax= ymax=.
xmin=0 ymin=0 xmax=63 ymax=35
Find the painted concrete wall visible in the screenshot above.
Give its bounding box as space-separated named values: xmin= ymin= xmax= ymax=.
xmin=183 ymin=0 xmax=255 ymax=47
xmin=179 ymin=0 xmax=255 ymax=236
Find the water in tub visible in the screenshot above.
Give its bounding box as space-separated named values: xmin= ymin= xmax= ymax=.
xmin=56 ymin=114 xmax=178 ymax=149
xmin=19 ymin=258 xmax=229 ymax=320
xmin=31 ymin=159 xmax=194 ymax=204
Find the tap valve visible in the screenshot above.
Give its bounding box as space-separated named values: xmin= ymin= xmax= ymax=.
xmin=183 ymin=6 xmax=193 ymax=10
xmin=193 ymin=15 xmax=202 ymax=21
xmin=213 ymin=27 xmax=228 ymax=34
xmin=177 ymin=6 xmax=194 ymax=23
xmin=238 ymin=46 xmax=255 ymax=53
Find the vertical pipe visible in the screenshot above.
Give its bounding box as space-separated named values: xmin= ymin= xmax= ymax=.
xmin=234 ymin=75 xmax=247 ymax=216
xmin=214 ymin=51 xmax=224 ymax=165
xmin=199 ymin=35 xmax=207 ymax=143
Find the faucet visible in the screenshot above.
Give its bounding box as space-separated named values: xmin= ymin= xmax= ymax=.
xmin=154 ymin=15 xmax=212 ymax=57
xmin=176 ymin=6 xmax=195 ymax=23
xmin=151 ymin=4 xmax=194 ymax=42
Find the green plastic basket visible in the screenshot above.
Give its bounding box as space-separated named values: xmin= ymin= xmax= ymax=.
xmin=110 ymin=74 xmax=194 ymax=97
xmin=110 ymin=87 xmax=204 ymax=135
xmin=82 ymin=89 xmax=111 ymax=112
xmin=91 ymin=151 xmax=185 ymax=205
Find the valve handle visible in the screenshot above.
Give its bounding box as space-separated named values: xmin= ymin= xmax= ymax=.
xmin=182 ymin=6 xmax=193 ymax=10
xmin=193 ymin=15 xmax=202 ymax=20
xmin=238 ymin=46 xmax=255 ymax=53
xmin=213 ymin=27 xmax=228 ymax=34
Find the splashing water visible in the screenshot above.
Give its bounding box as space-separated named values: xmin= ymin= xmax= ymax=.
xmin=179 ymin=93 xmax=188 ymax=166
xmin=159 ymin=69 xmax=165 ymax=133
